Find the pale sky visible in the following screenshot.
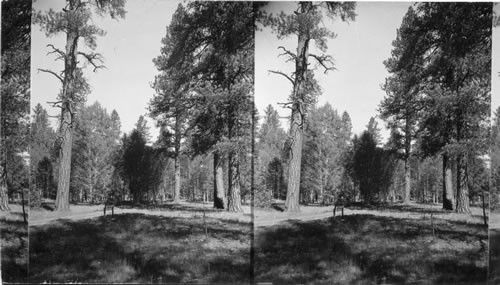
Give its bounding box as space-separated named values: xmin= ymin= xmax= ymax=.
xmin=31 ymin=1 xmax=497 ymax=143
xmin=255 ymin=2 xmax=413 ymax=142
xmin=31 ymin=0 xmax=183 ymax=139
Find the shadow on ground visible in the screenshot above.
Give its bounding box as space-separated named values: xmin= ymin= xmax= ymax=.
xmin=29 ymin=213 xmax=251 ymax=283
xmin=1 ymin=213 xmax=28 ymax=282
xmin=490 ymin=229 xmax=500 ymax=285
xmin=256 ymin=214 xmax=487 ymax=284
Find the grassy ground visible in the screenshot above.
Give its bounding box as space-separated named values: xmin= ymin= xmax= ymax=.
xmin=1 ymin=204 xmax=28 ymax=283
xmin=490 ymin=229 xmax=500 ymax=285
xmin=29 ymin=213 xmax=251 ymax=283
xmin=255 ymin=204 xmax=487 ymax=284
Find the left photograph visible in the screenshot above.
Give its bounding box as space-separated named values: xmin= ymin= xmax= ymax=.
xmin=0 ymin=0 xmax=30 ymax=283
xmin=30 ymin=0 xmax=254 ymax=283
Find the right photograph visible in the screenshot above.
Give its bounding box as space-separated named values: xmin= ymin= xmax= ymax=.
xmin=254 ymin=2 xmax=490 ymax=284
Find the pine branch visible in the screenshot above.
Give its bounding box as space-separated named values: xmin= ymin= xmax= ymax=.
xmin=38 ymin=69 xmax=64 ymax=84
xmin=78 ymin=51 xmax=105 ymax=72
xmin=277 ymin=46 xmax=297 ymax=63
xmin=46 ymin=44 xmax=66 ymax=61
xmin=309 ymin=53 xmax=335 ymax=73
xmin=268 ymin=70 xmax=294 ymax=85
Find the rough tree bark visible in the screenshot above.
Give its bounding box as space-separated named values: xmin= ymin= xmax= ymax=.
xmin=284 ymin=3 xmax=310 ymax=213
xmin=0 ymin=101 xmax=9 ymax=211
xmin=173 ymin=117 xmax=181 ymax=203
xmin=213 ymin=151 xmax=226 ymax=209
xmin=456 ymin=154 xmax=470 ymax=213
xmin=442 ymin=154 xmax=454 ymax=210
xmin=403 ymin=124 xmax=411 ymax=204
xmin=54 ymin=9 xmax=79 ymax=211
xmin=55 ymin=103 xmax=74 ymax=211
xmin=227 ymin=152 xmax=242 ymax=212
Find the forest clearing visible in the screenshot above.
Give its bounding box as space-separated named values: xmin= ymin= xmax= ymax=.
xmin=0 ymin=0 xmax=498 ymax=283
xmin=29 ymin=211 xmax=251 ymax=283
xmin=256 ymin=203 xmax=487 ymax=284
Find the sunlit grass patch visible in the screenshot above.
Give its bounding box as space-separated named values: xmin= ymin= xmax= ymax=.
xmin=29 ymin=213 xmax=251 ymax=283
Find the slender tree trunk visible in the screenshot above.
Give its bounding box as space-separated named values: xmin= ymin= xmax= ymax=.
xmin=442 ymin=154 xmax=454 ymax=210
xmin=456 ymin=154 xmax=470 ymax=214
xmin=403 ymin=158 xmax=411 ymax=203
xmin=173 ymin=155 xmax=181 ymax=203
xmin=227 ymin=152 xmax=242 ymax=212
xmin=173 ymin=118 xmax=181 ymax=203
xmin=285 ymin=10 xmax=310 ymax=212
xmin=213 ymin=151 xmax=226 ymax=209
xmin=0 ymin=129 xmax=9 ymax=211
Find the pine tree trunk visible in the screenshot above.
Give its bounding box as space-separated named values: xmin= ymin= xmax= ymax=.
xmin=0 ymin=132 xmax=9 ymax=211
xmin=55 ymin=22 xmax=78 ymax=212
xmin=55 ymin=106 xmax=73 ymax=211
xmin=285 ymin=6 xmax=310 ymax=212
xmin=442 ymin=154 xmax=454 ymax=210
xmin=404 ymin=158 xmax=411 ymax=203
xmin=173 ymin=155 xmax=181 ymax=203
xmin=456 ymin=154 xmax=470 ymax=214
xmin=227 ymin=152 xmax=242 ymax=212
xmin=213 ymin=151 xmax=226 ymax=209
xmin=173 ymin=118 xmax=181 ymax=203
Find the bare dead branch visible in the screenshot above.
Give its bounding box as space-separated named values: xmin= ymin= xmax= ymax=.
xmin=46 ymin=44 xmax=66 ymax=61
xmin=277 ymin=46 xmax=297 ymax=63
xmin=38 ymin=69 xmax=64 ymax=84
xmin=309 ymin=53 xmax=335 ymax=73
xmin=47 ymin=101 xmax=63 ymax=109
xmin=78 ymin=51 xmax=105 ymax=72
xmin=268 ymin=70 xmax=294 ymax=85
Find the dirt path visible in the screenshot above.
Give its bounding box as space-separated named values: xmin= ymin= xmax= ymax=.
xmin=490 ymin=213 xmax=500 ymax=229
xmin=30 ymin=203 xmax=252 ymax=227
xmin=254 ymin=204 xmax=485 ymax=228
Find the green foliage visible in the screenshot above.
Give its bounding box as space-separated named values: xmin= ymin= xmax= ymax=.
xmin=348 ymin=131 xmax=398 ymax=203
xmin=70 ymin=102 xmax=121 ymax=203
xmin=119 ymin=118 xmax=167 ymax=204
xmin=30 ymin=104 xmax=57 ymax=206
xmin=300 ymin=103 xmax=350 ymax=204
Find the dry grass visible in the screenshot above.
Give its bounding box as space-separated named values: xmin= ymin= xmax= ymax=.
xmin=1 ymin=204 xmax=28 ymax=283
xmin=29 ymin=213 xmax=251 ymax=283
xmin=255 ymin=204 xmax=488 ymax=284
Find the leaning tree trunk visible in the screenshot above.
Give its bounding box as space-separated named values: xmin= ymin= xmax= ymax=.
xmin=456 ymin=154 xmax=470 ymax=214
xmin=284 ymin=8 xmax=310 ymax=213
xmin=227 ymin=151 xmax=242 ymax=212
xmin=442 ymin=154 xmax=454 ymax=210
xmin=213 ymin=151 xmax=226 ymax=209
